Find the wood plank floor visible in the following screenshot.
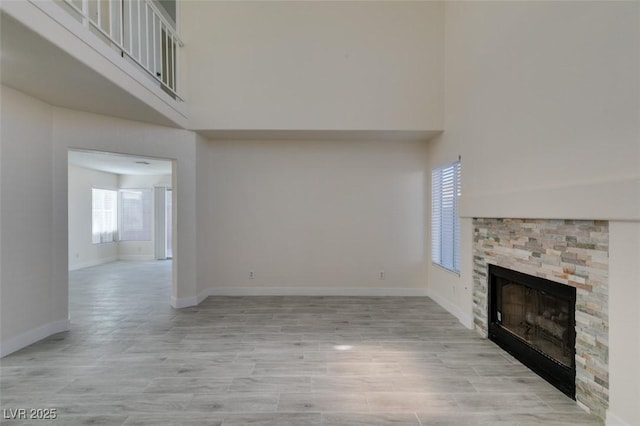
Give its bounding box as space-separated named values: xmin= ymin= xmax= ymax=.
xmin=1 ymin=261 xmax=603 ymax=425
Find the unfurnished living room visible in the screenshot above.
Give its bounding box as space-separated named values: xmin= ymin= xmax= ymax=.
xmin=0 ymin=1 xmax=638 ymax=426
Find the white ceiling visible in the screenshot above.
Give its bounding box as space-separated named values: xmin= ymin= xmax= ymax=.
xmin=68 ymin=150 xmax=172 ymax=176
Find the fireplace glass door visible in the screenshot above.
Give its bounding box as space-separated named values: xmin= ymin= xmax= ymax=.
xmin=488 ymin=264 xmax=576 ymax=398
xmin=497 ymin=279 xmax=572 ymax=367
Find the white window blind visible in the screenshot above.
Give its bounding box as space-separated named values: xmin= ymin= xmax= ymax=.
xmin=432 ymin=161 xmax=461 ymax=273
xmin=119 ymin=189 xmax=152 ymax=241
xmin=92 ymin=188 xmax=118 ymax=244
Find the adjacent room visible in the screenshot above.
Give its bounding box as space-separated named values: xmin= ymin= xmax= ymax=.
xmin=67 ymin=150 xmax=174 ymax=334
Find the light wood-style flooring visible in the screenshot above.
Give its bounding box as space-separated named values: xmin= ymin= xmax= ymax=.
xmin=0 ymin=261 xmax=603 ymax=425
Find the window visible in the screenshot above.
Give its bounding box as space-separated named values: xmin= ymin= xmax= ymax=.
xmin=119 ymin=189 xmax=152 ymax=241
xmin=432 ymin=161 xmax=461 ymax=273
xmin=92 ymin=188 xmax=118 ymax=244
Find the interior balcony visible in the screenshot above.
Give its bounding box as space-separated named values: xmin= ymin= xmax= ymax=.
xmin=0 ymin=0 xmax=187 ymax=128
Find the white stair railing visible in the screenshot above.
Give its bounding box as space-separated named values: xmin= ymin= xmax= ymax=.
xmin=60 ymin=0 xmax=183 ymax=100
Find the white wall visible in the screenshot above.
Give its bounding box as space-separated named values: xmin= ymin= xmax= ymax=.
xmin=118 ymin=174 xmax=171 ymax=188
xmin=195 ymin=134 xmax=210 ymax=299
xmin=0 ymin=86 xmax=69 ymax=356
xmin=52 ymin=108 xmax=201 ymax=309
xmin=180 ymin=1 xmax=444 ymax=132
xmin=68 ymin=165 xmax=119 ymax=270
xmin=1 ymin=86 xmax=202 ymax=356
xmin=438 ymin=1 xmax=639 ymax=220
xmin=118 ymin=173 xmax=172 ymax=261
xmin=608 ymin=222 xmax=640 ymax=426
xmin=200 ymin=138 xmax=428 ymax=296
xmin=426 ymin=3 xmax=639 ymax=425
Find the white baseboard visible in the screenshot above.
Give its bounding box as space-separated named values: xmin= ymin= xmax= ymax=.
xmin=206 ymin=287 xmax=429 ymax=297
xmin=0 ymin=319 xmax=70 ymax=358
xmin=171 ymin=295 xmax=197 ymax=309
xmin=174 ymin=286 xmax=432 ymax=308
xmin=118 ymin=254 xmax=155 ymax=261
xmin=427 ymin=288 xmax=474 ymax=329
xmin=171 ymin=289 xmax=210 ymax=309
xmin=606 ymin=410 xmax=634 ymax=426
xmin=197 ymin=290 xmax=210 ymax=305
xmin=69 ymin=256 xmax=118 ymax=271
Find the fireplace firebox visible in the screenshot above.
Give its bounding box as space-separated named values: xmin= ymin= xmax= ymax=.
xmin=488 ymin=264 xmax=576 ymax=398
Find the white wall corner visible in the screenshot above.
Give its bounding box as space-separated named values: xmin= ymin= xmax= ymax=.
xmin=196 ymin=290 xmax=209 ymax=305
xmin=0 ymin=319 xmax=70 ymax=358
xmin=170 ymin=289 xmax=209 ymax=309
xmin=606 ymin=410 xmax=633 ymax=426
xmin=170 ymin=295 xmax=198 ymax=309
xmin=427 ymin=288 xmax=474 ymax=329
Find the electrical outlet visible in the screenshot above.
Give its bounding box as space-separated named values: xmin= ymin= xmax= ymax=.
xmin=379 ymin=270 xmax=385 ymax=280
xmin=249 ymin=270 xmax=255 ymax=279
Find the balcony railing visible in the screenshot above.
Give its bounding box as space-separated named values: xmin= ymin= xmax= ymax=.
xmin=60 ymin=0 xmax=183 ymax=100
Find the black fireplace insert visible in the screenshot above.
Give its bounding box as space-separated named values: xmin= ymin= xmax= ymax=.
xmin=488 ymin=264 xmax=576 ymax=398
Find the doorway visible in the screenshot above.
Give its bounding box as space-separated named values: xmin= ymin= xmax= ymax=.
xmin=67 ymin=149 xmax=175 ymax=313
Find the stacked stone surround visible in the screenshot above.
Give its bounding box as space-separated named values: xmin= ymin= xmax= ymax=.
xmin=472 ymin=218 xmax=608 ymax=420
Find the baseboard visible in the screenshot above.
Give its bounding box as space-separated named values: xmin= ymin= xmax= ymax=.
xmin=174 ymin=286 xmax=431 ymax=308
xmin=606 ymin=410 xmax=634 ymax=426
xmin=69 ymin=256 xmax=118 ymax=271
xmin=171 ymin=289 xmax=210 ymax=309
xmin=426 ymin=288 xmax=474 ymax=329
xmin=0 ymin=319 xmax=70 ymax=358
xmin=206 ymin=287 xmax=429 ymax=297
xmin=118 ymin=254 xmax=155 ymax=261
xmin=171 ymin=295 xmax=197 ymax=309
xmin=196 ymin=290 xmax=210 ymax=305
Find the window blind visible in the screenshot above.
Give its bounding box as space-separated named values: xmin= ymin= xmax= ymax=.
xmin=432 ymin=161 xmax=461 ymax=272
xmin=92 ymin=188 xmax=118 ymax=244
xmin=119 ymin=189 xmax=152 ymax=241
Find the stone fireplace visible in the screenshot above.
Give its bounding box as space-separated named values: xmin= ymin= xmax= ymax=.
xmin=473 ymin=219 xmax=608 ymax=419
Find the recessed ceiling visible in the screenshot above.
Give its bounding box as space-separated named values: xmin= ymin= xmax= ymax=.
xmin=68 ymin=150 xmax=172 ymax=176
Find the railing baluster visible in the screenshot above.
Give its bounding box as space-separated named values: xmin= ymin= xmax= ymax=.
xmin=173 ymin=34 xmax=178 ymax=93
xmin=171 ymin=35 xmax=176 ymax=91
xmin=163 ymin=23 xmax=168 ymax=85
xmin=81 ymin=0 xmax=89 ymax=27
xmin=58 ymin=0 xmax=182 ymax=99
xmin=109 ymin=0 xmax=115 ymax=40
xmin=152 ymin=13 xmax=157 ymax=77
xmin=145 ymin=3 xmax=149 ymax=68
xmin=119 ymin=0 xmax=124 ymax=45
xmin=136 ymin=0 xmax=141 ymax=61
xmin=96 ymin=0 xmax=102 ymax=31
xmin=128 ymin=0 xmax=133 ymax=54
